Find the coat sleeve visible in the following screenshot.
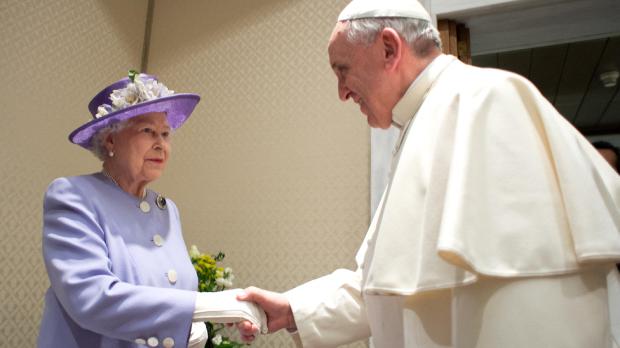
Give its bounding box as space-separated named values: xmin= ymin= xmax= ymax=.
xmin=284 ymin=268 xmax=370 ymax=348
xmin=42 ymin=177 xmax=196 ymax=346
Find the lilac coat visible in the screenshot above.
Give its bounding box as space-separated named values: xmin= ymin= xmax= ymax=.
xmin=38 ymin=173 xmax=198 ymax=347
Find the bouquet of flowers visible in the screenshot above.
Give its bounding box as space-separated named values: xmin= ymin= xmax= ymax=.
xmin=189 ymin=245 xmax=245 ymax=348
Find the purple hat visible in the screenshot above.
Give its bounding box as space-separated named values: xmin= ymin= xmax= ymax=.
xmin=69 ymin=71 xmax=200 ymax=149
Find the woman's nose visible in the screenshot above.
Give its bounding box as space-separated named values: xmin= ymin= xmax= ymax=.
xmin=153 ymin=133 xmax=165 ymax=149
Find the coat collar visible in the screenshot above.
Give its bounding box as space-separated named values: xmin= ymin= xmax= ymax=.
xmin=391 ymin=54 xmax=456 ymax=129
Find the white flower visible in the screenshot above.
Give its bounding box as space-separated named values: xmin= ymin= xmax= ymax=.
xmin=135 ymin=78 xmax=174 ymax=101
xmin=94 ymin=74 xmax=174 ymax=117
xmin=212 ymin=334 xmax=222 ymax=345
xmin=110 ymin=84 xmax=139 ymax=109
xmin=135 ymin=78 xmax=153 ymax=100
xmin=95 ymin=105 xmax=111 ymax=118
xmin=215 ymin=277 xmax=233 ymax=288
xmin=189 ymin=245 xmax=200 ymax=258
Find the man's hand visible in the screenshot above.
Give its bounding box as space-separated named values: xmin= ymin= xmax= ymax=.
xmin=236 ymin=286 xmax=296 ymax=341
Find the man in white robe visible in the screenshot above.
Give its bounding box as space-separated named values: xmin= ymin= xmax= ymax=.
xmin=238 ymin=0 xmax=620 ymax=347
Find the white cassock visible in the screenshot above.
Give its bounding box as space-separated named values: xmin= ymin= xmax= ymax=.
xmin=285 ymin=54 xmax=620 ymax=348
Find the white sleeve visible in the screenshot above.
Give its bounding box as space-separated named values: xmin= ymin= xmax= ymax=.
xmin=284 ymin=268 xmax=370 ymax=348
xmin=193 ymin=289 xmax=268 ymax=334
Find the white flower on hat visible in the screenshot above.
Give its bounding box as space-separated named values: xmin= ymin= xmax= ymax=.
xmin=95 ymin=104 xmax=114 ymax=118
xmin=110 ymin=83 xmax=139 ymax=109
xmin=95 ymin=70 xmax=175 ymax=118
xmin=135 ymin=78 xmax=174 ymax=101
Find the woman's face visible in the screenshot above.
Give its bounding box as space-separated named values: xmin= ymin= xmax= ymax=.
xmin=106 ymin=112 xmax=172 ymax=185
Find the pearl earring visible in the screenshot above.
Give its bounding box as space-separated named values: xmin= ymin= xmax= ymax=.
xmin=108 ymin=151 xmax=114 ymax=157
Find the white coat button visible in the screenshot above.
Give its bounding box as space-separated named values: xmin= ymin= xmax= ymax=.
xmin=167 ymin=269 xmax=177 ymax=284
xmin=135 ymin=338 xmax=147 ymax=345
xmin=140 ymin=200 xmax=151 ymax=213
xmin=147 ymin=336 xmax=159 ymax=347
xmin=162 ymin=337 xmax=175 ymax=348
xmin=153 ymin=234 xmax=164 ymax=247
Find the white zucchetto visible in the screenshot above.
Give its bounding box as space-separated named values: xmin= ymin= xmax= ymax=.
xmin=338 ymin=0 xmax=431 ymax=22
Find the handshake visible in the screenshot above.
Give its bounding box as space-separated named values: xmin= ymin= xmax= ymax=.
xmin=192 ymin=287 xmax=293 ymax=344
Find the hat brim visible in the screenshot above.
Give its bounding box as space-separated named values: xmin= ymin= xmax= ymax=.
xmin=69 ymin=93 xmax=200 ymax=149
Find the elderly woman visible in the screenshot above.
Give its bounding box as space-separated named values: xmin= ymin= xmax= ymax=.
xmin=38 ymin=71 xmax=264 ymax=348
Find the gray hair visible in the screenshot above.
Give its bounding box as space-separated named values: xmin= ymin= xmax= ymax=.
xmin=343 ymin=17 xmax=442 ymax=57
xmin=89 ymin=120 xmax=130 ymax=161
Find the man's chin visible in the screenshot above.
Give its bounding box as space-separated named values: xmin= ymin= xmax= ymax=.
xmin=366 ymin=116 xmax=391 ymax=129
xmin=368 ymin=125 xmax=391 ymax=130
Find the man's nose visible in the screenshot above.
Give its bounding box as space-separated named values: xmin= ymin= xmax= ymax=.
xmin=338 ymin=80 xmax=350 ymax=101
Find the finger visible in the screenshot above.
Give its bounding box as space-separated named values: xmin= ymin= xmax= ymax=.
xmin=241 ymin=334 xmax=256 ymax=342
xmin=237 ymin=286 xmax=261 ymax=301
xmin=236 ymin=286 xmax=260 ymax=301
xmin=236 ymin=321 xmax=254 ymax=335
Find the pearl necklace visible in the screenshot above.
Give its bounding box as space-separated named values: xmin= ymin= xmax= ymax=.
xmin=102 ymin=170 xmax=150 ymax=212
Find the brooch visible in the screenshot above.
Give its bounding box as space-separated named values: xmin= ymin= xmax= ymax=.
xmin=156 ymin=194 xmax=167 ymax=210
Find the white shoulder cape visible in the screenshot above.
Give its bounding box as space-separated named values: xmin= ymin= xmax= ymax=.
xmin=360 ymin=55 xmax=620 ymax=295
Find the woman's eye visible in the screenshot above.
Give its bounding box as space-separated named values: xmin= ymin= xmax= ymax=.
xmin=162 ymin=132 xmax=170 ymax=138
xmin=142 ymin=128 xmax=153 ymax=134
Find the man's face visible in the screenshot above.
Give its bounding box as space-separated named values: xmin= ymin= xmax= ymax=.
xmin=328 ymin=23 xmax=396 ymax=129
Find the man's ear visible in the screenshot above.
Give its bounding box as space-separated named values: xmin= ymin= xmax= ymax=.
xmin=381 ymin=28 xmax=402 ymax=70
